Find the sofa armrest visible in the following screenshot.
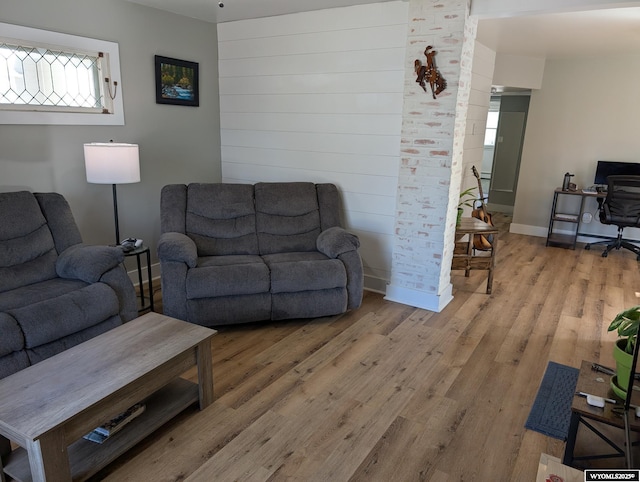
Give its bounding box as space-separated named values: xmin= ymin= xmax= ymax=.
xmin=316 ymin=226 xmax=360 ymax=259
xmin=99 ymin=266 xmax=138 ymax=322
xmin=158 ymin=232 xmax=198 ymax=268
xmin=56 ymin=244 xmax=125 ymax=283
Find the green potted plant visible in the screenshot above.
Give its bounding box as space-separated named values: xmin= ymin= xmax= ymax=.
xmin=608 ymin=305 xmax=640 ymax=395
xmin=457 ymin=186 xmax=477 ymax=225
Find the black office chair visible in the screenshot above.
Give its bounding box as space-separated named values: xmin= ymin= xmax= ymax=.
xmin=585 ymin=175 xmax=640 ymax=260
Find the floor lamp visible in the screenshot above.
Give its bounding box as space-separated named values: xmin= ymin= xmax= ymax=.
xmin=84 ymin=142 xmax=140 ymax=245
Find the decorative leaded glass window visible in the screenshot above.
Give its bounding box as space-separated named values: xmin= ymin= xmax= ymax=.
xmin=0 ymin=22 xmax=124 ymax=125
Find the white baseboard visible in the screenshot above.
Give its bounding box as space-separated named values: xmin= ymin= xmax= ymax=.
xmin=509 ymin=223 xmax=547 ymax=238
xmin=125 ymin=261 xmax=161 ymax=288
xmin=384 ymin=282 xmax=453 ymax=312
xmin=363 ymin=274 xmax=388 ymax=294
xmin=509 ymin=223 xmax=640 ymax=245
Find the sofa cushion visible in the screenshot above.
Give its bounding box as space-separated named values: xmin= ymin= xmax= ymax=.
xmin=262 ymin=252 xmax=347 ymax=293
xmin=8 ymin=283 xmax=120 ymax=348
xmin=187 ymin=255 xmax=270 ymax=299
xmin=0 ymin=278 xmax=88 ymax=312
xmin=186 ymin=183 xmax=259 ymax=256
xmin=316 ymin=183 xmax=343 ymax=231
xmin=34 ymin=192 xmax=83 ymax=253
xmin=0 ymin=191 xmax=58 ymax=293
xmin=187 ymin=293 xmax=272 ymax=326
xmin=0 ymin=249 xmax=58 ymax=295
xmin=0 ymin=351 xmax=30 ymax=380
xmin=0 ymin=313 xmax=24 ymax=357
xmin=271 ymin=288 xmax=347 ymax=320
xmin=27 ymin=315 xmax=122 ymax=365
xmin=198 ymin=254 xmax=265 ymax=268
xmin=255 ymin=183 xmax=321 ymax=255
xmin=161 ymin=184 xmax=188 ymax=233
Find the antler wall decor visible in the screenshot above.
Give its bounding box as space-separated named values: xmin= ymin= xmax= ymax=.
xmin=414 ymin=46 xmax=447 ymax=99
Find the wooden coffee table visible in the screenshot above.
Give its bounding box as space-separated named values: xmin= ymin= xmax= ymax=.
xmin=0 ymin=313 xmax=216 ymax=482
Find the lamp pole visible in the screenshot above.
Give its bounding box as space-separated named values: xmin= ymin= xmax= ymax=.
xmin=112 ymin=183 xmax=120 ymax=245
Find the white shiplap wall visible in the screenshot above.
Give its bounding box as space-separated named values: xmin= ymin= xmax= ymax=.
xmin=460 ymin=41 xmax=496 ymax=205
xmin=218 ymin=2 xmax=409 ymax=292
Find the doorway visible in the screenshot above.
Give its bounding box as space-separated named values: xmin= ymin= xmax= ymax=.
xmin=483 ymin=93 xmax=531 ymax=214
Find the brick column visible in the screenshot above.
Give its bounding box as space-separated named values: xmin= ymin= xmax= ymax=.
xmin=385 ymin=0 xmax=477 ymax=311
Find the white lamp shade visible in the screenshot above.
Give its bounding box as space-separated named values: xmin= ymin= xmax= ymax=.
xmin=84 ymin=143 xmax=140 ymax=184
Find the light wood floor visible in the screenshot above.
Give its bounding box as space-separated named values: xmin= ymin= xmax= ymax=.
xmin=94 ymin=221 xmax=640 ymax=481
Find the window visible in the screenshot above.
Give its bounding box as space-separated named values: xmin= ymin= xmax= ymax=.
xmin=484 ymin=111 xmax=499 ymax=146
xmin=0 ymin=22 xmax=124 ymax=125
xmin=0 ymin=44 xmax=104 ymax=110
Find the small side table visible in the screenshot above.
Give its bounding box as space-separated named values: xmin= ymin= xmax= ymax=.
xmin=451 ymin=217 xmax=499 ymax=294
xmin=123 ymin=244 xmax=154 ymax=312
xmin=563 ymin=360 xmax=640 ymax=468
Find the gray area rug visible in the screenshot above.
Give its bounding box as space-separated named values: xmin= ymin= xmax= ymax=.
xmin=525 ymin=361 xmax=579 ymax=440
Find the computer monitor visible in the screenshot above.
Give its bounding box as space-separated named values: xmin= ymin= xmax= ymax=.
xmin=594 ymin=160 xmax=640 ymax=185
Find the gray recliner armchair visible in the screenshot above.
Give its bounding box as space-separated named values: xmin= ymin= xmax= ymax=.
xmin=0 ymin=191 xmax=138 ymax=379
xmin=158 ymin=182 xmax=363 ymax=326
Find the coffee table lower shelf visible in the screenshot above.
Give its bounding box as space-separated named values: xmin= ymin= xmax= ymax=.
xmin=3 ymin=377 xmax=198 ymax=482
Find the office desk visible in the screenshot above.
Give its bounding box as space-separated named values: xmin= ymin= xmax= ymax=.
xmin=452 ymin=218 xmax=498 ymax=294
xmin=547 ymin=188 xmax=605 ymax=249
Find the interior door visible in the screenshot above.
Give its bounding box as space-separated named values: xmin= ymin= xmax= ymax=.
xmin=488 ymin=95 xmax=530 ymax=212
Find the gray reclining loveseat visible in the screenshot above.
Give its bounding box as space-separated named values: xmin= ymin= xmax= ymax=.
xmin=0 ymin=191 xmax=138 ymax=379
xmin=158 ymin=182 xmax=363 ymax=326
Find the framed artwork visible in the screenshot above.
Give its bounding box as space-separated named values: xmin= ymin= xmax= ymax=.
xmin=155 ymin=55 xmax=199 ymax=106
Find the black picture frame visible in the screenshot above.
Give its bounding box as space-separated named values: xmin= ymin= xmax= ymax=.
xmin=155 ymin=55 xmax=199 ymax=107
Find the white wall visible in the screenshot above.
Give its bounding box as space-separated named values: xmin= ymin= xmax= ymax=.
xmin=511 ymin=53 xmax=640 ymax=241
xmin=217 ymin=2 xmax=408 ymax=292
xmin=471 ymin=0 xmax=640 ymax=17
xmin=0 ymin=0 xmax=221 ymax=273
xmin=461 ymin=41 xmax=496 ymax=206
xmin=493 ymin=54 xmax=545 ymax=90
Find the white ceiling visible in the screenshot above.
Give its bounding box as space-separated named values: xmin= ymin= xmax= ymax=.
xmin=476 ymin=7 xmax=640 ymax=59
xmin=124 ymin=0 xmax=640 ymax=59
xmin=125 ymin=0 xmax=396 ymax=24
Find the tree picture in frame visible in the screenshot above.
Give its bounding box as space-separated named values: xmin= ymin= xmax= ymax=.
xmin=155 ymin=55 xmax=199 ymax=106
